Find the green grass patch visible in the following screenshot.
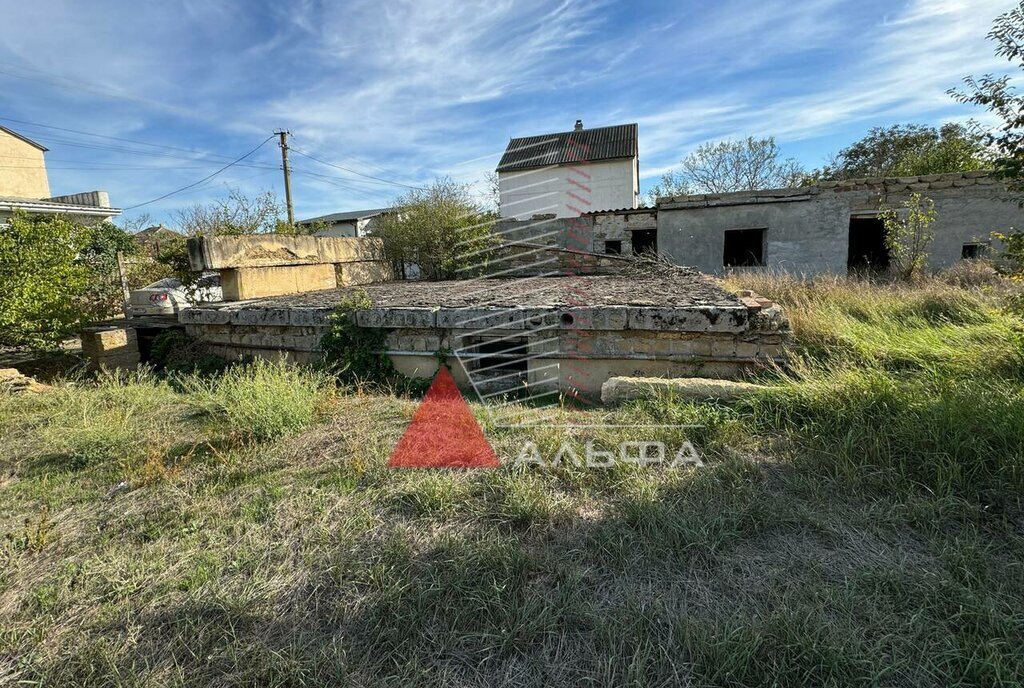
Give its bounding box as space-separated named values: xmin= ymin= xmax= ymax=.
xmin=181 ymin=359 xmax=332 ymax=441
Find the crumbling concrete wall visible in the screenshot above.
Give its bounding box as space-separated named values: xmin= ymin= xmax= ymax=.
xmin=657 ymin=172 xmax=1023 ymax=275
xmin=590 ymin=208 xmax=657 ymax=254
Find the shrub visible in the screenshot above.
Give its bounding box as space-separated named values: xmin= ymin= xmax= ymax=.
xmin=185 ymin=360 xmax=330 ymax=441
xmin=0 ymin=213 xmax=139 ymax=349
xmin=881 ymin=193 xmax=936 ymax=281
xmin=371 ymin=177 xmax=498 ymax=280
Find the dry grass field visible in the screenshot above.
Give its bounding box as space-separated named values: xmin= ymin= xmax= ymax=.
xmin=2 ymin=270 xmax=1023 ymax=687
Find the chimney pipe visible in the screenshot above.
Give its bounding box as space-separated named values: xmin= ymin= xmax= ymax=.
xmin=574 ymin=119 xmax=583 ymax=131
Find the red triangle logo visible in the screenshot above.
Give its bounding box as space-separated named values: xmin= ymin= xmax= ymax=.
xmin=388 ymin=366 xmax=500 ymax=469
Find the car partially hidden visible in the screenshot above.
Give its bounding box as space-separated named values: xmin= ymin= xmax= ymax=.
xmin=127 ymin=275 xmax=222 ymax=317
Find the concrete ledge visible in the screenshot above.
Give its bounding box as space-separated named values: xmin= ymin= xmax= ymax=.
xmin=601 ymin=376 xmax=768 ymax=404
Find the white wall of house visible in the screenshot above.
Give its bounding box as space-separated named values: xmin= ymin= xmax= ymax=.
xmin=314 ymin=216 xmax=382 ymax=238
xmin=498 ymin=158 xmax=638 ymax=219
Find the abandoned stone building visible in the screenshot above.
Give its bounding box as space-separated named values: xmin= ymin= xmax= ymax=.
xmin=657 ymin=172 xmax=1021 ymax=275
xmin=495 ymin=171 xmax=1022 ymax=276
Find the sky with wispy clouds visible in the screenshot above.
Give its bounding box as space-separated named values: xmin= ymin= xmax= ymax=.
xmin=0 ymin=0 xmax=1017 ymax=226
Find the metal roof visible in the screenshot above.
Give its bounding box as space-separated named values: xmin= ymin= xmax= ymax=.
xmin=0 ymin=125 xmax=48 ymax=152
xmin=0 ymin=196 xmax=120 ymax=216
xmin=497 ymin=123 xmax=638 ymax=172
xmin=297 ymin=207 xmax=391 ymax=224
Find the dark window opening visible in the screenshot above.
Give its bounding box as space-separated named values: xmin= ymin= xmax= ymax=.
xmin=961 ymin=243 xmax=986 ymax=259
xmin=847 ymin=217 xmax=889 ymax=273
xmin=631 ymin=229 xmax=658 ymax=255
xmin=465 ymin=336 xmax=529 ymax=377
xmin=604 ymin=240 xmax=622 ymax=255
xmin=723 ymin=228 xmax=765 ymax=267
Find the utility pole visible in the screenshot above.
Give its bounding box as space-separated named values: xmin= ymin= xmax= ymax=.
xmin=275 ymin=129 xmax=294 ymax=226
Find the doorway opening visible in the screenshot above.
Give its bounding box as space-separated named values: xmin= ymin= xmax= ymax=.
xmin=847 ymin=217 xmax=889 ymax=273
xmin=631 ymin=229 xmax=657 ymax=255
xmin=723 ymin=228 xmax=765 ymax=267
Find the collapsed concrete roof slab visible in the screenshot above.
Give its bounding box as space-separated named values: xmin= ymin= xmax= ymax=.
xmin=187 ymin=234 xmax=385 ymax=271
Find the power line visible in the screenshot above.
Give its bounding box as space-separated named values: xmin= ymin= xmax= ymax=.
xmin=289 ymin=146 xmax=426 ymax=191
xmin=0 ymin=115 xmax=238 ymax=159
xmin=123 ymin=136 xmax=276 ymax=210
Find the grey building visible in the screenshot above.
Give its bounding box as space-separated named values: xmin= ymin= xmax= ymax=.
xmin=655 ymin=172 xmax=1022 ymax=275
xmin=297 ymin=207 xmax=391 ymax=238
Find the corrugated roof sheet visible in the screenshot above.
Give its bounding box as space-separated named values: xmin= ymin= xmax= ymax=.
xmin=297 ymin=207 xmax=391 ymax=224
xmin=497 ymin=123 xmax=638 ymax=172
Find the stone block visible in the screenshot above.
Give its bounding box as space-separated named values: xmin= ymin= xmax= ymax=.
xmin=627 ymin=306 xmax=748 ymax=333
xmin=81 ymin=326 xmax=140 ymax=371
xmin=437 ymin=308 xmax=537 ymax=330
xmin=289 ymin=308 xmax=332 ymax=327
xmin=184 ymin=307 xmax=233 ymax=325
xmin=187 ymin=234 xmax=384 ymax=270
xmin=601 ymin=376 xmax=767 ymax=405
xmin=229 ymin=307 xmax=293 ymax=326
xmin=355 ymin=307 xmax=436 ymax=329
xmin=337 ymin=260 xmax=393 ymax=286
xmin=710 ymin=338 xmax=737 ymax=358
xmin=221 ymin=264 xmax=337 ymax=301
xmin=559 ymin=307 xmax=629 ymax=330
xmin=735 ymin=340 xmax=762 ymax=358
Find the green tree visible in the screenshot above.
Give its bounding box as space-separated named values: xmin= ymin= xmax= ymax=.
xmin=371 ymin=178 xmax=497 ymax=280
xmin=950 ymin=1 xmax=1024 ymax=189
xmin=175 ymin=188 xmax=282 ymax=236
xmin=0 ymin=212 xmax=99 ymax=349
xmin=881 ymin=193 xmax=937 ymax=281
xmin=950 ymin=1 xmax=1024 ymax=277
xmin=648 ymin=136 xmax=804 ymax=203
xmin=78 ymin=221 xmax=139 ymax=319
xmin=812 ymin=123 xmax=987 ymax=181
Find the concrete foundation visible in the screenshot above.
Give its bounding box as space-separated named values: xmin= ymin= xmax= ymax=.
xmin=181 ymin=272 xmax=791 ymax=399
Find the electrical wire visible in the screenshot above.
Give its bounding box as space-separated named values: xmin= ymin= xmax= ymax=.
xmin=123 ymin=135 xmax=276 ymax=210
xmin=289 ymin=146 xmax=426 ymax=191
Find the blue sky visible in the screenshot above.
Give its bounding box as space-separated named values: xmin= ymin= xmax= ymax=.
xmin=0 ymin=0 xmax=1017 ymax=227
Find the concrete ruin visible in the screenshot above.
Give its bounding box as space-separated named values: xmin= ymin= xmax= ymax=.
xmin=186 ymin=234 xmax=392 ymax=300
xmin=179 ymin=269 xmax=789 ymax=398
xmin=657 ymin=172 xmax=1022 ymax=275
xmin=83 ymin=233 xmax=792 ymax=399
xmin=494 ymin=172 xmax=1023 ymax=275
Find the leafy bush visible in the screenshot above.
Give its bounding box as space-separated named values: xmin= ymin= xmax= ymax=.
xmin=371 ymin=177 xmax=498 ymax=280
xmin=319 ymin=289 xmax=396 ymax=384
xmin=0 ymin=212 xmax=136 ymax=349
xmin=184 ymin=360 xmax=330 ymax=441
xmin=881 ymin=193 xmax=936 ymax=281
